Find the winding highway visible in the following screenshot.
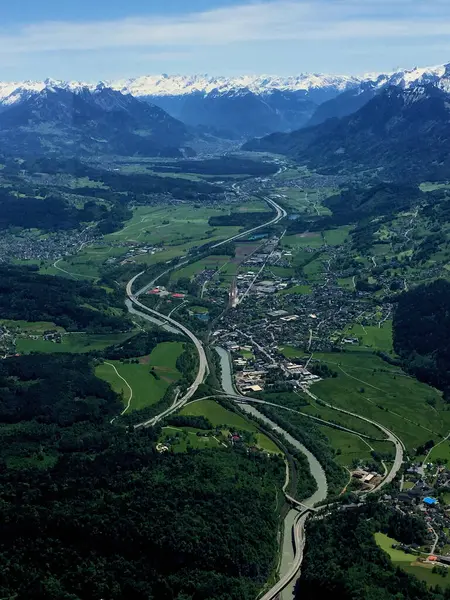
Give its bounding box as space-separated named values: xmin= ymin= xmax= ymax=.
xmin=125 ymin=194 xmax=287 ymax=427
xmin=211 ymin=197 xmax=287 ymax=249
xmin=126 ymin=272 xmax=209 ymax=427
xmin=121 ymin=189 xmax=405 ymax=600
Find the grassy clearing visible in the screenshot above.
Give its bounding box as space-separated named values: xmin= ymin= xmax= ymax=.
xmin=310 ymin=351 xmax=449 ymax=451
xmin=181 ymin=400 xmax=257 ymax=431
xmin=317 ymin=426 xmax=393 ymax=466
xmin=95 ymin=341 xmax=184 ymax=410
xmin=278 ymin=284 xmax=312 ymax=295
xmin=429 ymin=442 xmax=450 ymax=464
xmin=170 ymin=255 xmax=230 ymax=281
xmin=0 ymin=320 xmax=65 ymax=333
xmin=338 ymin=277 xmax=355 ymax=290
xmin=105 ymin=205 xmax=240 ymax=248
xmin=283 ymin=233 xmax=324 ymax=249
xmin=323 ymin=226 xmax=351 ymax=245
xmin=375 ymin=532 xmax=450 ymax=588
xmin=180 ymin=400 xmax=280 ymax=453
xmin=279 ymin=345 xmax=304 ymax=359
xmin=159 ymin=426 xmax=222 ymax=452
xmin=342 ymin=321 xmax=394 ymax=353
xmin=16 ymin=332 xmax=135 ymax=354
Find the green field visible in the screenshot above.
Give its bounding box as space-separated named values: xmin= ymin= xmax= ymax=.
xmin=342 ymin=321 xmax=394 ymax=353
xmin=159 ymin=426 xmax=222 ymax=452
xmin=282 ymin=233 xmax=324 ymax=249
xmin=429 ymin=441 xmax=450 ymax=464
xmin=46 ymin=204 xmax=242 ymax=280
xmin=338 ymin=277 xmax=355 ymax=290
xmin=181 ymin=400 xmax=257 ymax=431
xmin=279 ymin=345 xmax=304 ymax=359
xmin=323 ymin=226 xmax=351 ymax=246
xmin=95 ymin=341 xmax=184 ymax=411
xmin=17 ymin=332 xmax=135 ymax=354
xmin=0 ymin=320 xmax=65 ymax=333
xmin=170 ymin=255 xmax=231 ymax=281
xmin=278 ymin=284 xmax=312 ymax=295
xmin=105 ymin=205 xmax=240 ymax=247
xmin=180 ymin=400 xmax=281 ymax=453
xmin=317 ymin=426 xmax=393 ymax=466
xmin=375 ymin=532 xmax=450 ymax=588
xmin=310 ymin=351 xmax=449 ymax=451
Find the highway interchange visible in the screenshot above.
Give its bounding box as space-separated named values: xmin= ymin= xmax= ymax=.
xmin=124 ymin=193 xmax=404 ymax=600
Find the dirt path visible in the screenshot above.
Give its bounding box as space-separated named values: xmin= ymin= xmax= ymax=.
xmin=106 ymin=362 xmax=133 ymax=423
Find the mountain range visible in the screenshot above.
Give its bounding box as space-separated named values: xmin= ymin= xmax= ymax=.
xmin=0 ymin=84 xmax=190 ymax=158
xmin=244 ymin=84 xmax=450 ymax=181
xmin=2 ymin=62 xmax=450 ymax=162
xmin=0 ymin=64 xmax=448 ymax=139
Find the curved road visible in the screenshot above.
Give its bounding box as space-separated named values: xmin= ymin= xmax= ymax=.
xmin=126 ymin=272 xmax=209 ymax=427
xmin=211 ymin=197 xmax=287 ymax=249
xmin=303 ymin=387 xmax=404 ymax=489
xmin=123 ymin=192 xmax=404 ymax=599
xmin=125 ymin=195 xmax=287 ymax=427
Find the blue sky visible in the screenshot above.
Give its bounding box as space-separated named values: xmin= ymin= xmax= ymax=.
xmin=1 ymin=1 xmax=450 ymax=80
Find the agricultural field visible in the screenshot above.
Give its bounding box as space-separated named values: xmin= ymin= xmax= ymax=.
xmin=180 ymin=400 xmax=281 ymax=453
xmin=282 ymin=233 xmax=324 ymax=249
xmin=0 ymin=320 xmax=65 ymax=334
xmin=375 ymin=533 xmax=450 ymax=588
xmin=159 ymin=426 xmax=222 ymax=452
xmin=278 ymin=284 xmax=312 ymax=295
xmin=428 ymin=441 xmax=450 ymax=464
xmin=323 ymin=226 xmax=351 ymax=246
xmin=310 ymin=351 xmax=449 ymax=451
xmin=341 ymin=321 xmax=394 ymax=354
xmin=104 ymin=205 xmax=240 ymax=247
xmin=44 ymin=204 xmax=243 ymax=280
xmin=95 ymin=341 xmax=184 ymax=411
xmin=16 ymin=332 xmax=135 ymax=354
xmin=317 ymin=426 xmax=394 ymax=467
xmin=170 ymin=255 xmax=231 ymax=282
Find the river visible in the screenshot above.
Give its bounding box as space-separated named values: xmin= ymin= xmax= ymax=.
xmin=215 ymin=346 xmax=327 ymax=600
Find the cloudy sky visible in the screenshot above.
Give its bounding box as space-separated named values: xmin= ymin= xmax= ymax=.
xmin=1 ymin=0 xmax=450 ymax=80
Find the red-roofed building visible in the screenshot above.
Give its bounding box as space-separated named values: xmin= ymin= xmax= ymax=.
xmin=148 ymin=288 xmax=160 ymax=295
xmin=172 ymin=293 xmax=185 ymax=299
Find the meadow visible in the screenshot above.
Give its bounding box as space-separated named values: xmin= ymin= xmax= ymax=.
xmin=375 ymin=533 xmax=450 ymax=588
xmin=180 ymin=400 xmax=281 ymax=453
xmin=16 ymin=332 xmax=135 ymax=354
xmin=95 ymin=341 xmax=184 ymax=411
xmin=310 ymin=350 xmax=449 ymax=451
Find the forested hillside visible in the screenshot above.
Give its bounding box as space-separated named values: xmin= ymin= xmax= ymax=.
xmin=0 ymin=265 xmax=130 ymax=332
xmin=393 ymin=279 xmax=450 ymax=396
xmin=0 ymin=353 xmax=285 ymax=600
xmin=298 ymin=504 xmax=444 ymax=600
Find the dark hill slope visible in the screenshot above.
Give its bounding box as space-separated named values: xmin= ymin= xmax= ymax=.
xmin=0 ymin=85 xmax=189 ymax=157
xmin=244 ymin=85 xmax=450 ymax=181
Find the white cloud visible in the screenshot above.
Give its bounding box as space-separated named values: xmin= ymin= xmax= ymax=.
xmin=0 ymin=0 xmax=450 ymax=56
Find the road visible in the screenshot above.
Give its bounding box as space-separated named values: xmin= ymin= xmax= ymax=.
xmin=304 ymin=387 xmax=404 ymax=490
xmin=123 ymin=193 xmax=287 ymax=427
xmin=126 ymin=272 xmax=209 ymax=427
xmin=258 ymin=513 xmax=308 ymax=600
xmin=210 ymin=197 xmax=287 ymax=249
xmin=107 ymin=362 xmax=133 ymax=424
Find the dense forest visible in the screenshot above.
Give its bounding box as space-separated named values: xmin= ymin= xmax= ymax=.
xmin=0 ymin=265 xmax=129 ymax=332
xmin=0 ymin=353 xmax=285 ymax=599
xmin=297 ymin=502 xmax=449 ymax=600
xmin=103 ymin=330 xmax=183 ymax=360
xmin=393 ymin=279 xmax=450 ymax=397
